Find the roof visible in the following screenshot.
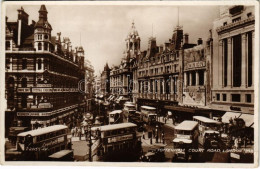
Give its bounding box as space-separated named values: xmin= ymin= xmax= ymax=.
xmin=141 ymin=106 xmax=156 ymax=110
xmin=109 ymin=110 xmax=123 ymax=115
xmin=175 ymin=120 xmax=198 ymax=131
xmin=193 ymin=116 xmax=221 ymax=124
xmin=18 ymin=125 xmax=68 ymax=137
xmin=205 ymin=130 xmax=220 ymax=134
xmin=48 ymin=150 xmax=73 ymax=159
xmin=91 ymin=122 xmax=137 ymax=132
xmin=173 ymin=138 xmax=192 ymax=144
xmin=124 ymin=104 xmax=135 ymax=107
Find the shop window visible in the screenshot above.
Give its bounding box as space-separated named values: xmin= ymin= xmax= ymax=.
xmin=199 ymin=70 xmax=204 ymax=85
xmin=231 ymin=94 xmax=240 ymax=102
xmin=222 ymin=94 xmax=227 ymax=101
xmin=216 ymin=93 xmax=220 ymax=101
xmin=192 ymin=72 xmax=196 ymax=86
xmin=6 ymin=58 xmax=10 ymax=69
xmin=246 ymin=94 xmax=251 ymax=103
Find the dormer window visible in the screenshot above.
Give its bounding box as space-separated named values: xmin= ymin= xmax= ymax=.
xmin=232 ymin=17 xmax=241 ymax=23
xmin=223 ymin=22 xmax=227 ymax=26
xmin=229 ymin=5 xmax=244 ymax=16
xmin=247 ymin=12 xmax=252 ymax=18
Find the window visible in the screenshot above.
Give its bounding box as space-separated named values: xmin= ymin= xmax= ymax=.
xmin=199 ymin=70 xmax=204 ymax=85
xmin=231 ymin=94 xmax=240 ymax=102
xmin=38 ymin=59 xmax=42 ymax=70
xmin=6 ymin=58 xmax=10 ymax=69
xmin=232 ymin=17 xmax=241 ymax=23
xmin=6 ymin=41 xmax=11 ymax=50
xmin=21 ymin=95 xmax=27 ymax=108
xmin=22 ymin=59 xmax=27 ymax=70
xmin=44 ymin=43 xmax=48 ymax=51
xmin=222 ymin=94 xmax=227 ymax=101
xmin=247 ymin=12 xmax=252 ymax=18
xmin=223 ymin=39 xmax=228 ymax=87
xmin=223 ymin=22 xmax=227 ymax=26
xmin=21 ymin=78 xmax=27 ymax=87
xmin=38 ymin=43 xmax=42 ymax=50
xmin=216 ymin=94 xmax=220 ymax=101
xmin=246 ymin=94 xmax=251 ymax=103
xmin=192 ymin=72 xmax=196 ymax=86
xmin=233 ymin=35 xmax=242 ymax=87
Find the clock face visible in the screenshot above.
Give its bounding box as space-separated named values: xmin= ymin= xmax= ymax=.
xmin=44 ymin=35 xmax=48 ymax=40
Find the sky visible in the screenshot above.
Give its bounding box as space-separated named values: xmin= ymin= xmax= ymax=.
xmin=6 ymin=4 xmax=220 ymax=75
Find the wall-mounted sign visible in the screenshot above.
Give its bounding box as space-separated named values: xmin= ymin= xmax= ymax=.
xmin=17 ymin=88 xmax=30 ymax=93
xmin=37 ymin=84 xmax=52 ymax=87
xmin=185 ymin=61 xmax=206 ymax=70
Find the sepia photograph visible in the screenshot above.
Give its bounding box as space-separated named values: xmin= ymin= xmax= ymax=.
xmin=1 ymin=1 xmax=259 ymax=167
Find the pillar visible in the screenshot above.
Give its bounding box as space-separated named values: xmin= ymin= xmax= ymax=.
xmin=204 ymin=70 xmax=207 ymax=86
xmin=241 ymin=33 xmax=247 ymax=87
xmin=170 ymin=76 xmax=174 ymax=94
xmin=162 ymin=79 xmax=165 ymax=94
xmin=196 ymin=71 xmax=199 ymax=86
xmin=252 ymin=31 xmax=254 ymax=87
xmin=227 ymin=38 xmax=232 ymax=87
xmin=184 ymin=72 xmax=187 ymax=87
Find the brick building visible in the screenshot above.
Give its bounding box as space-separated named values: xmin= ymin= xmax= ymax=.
xmin=5 ymin=5 xmax=86 ymax=131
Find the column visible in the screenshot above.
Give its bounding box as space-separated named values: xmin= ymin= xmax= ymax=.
xmin=170 ymin=76 xmax=174 ymax=94
xmin=227 ymin=38 xmax=232 ymax=87
xmin=158 ymin=79 xmax=161 ymax=94
xmin=219 ymin=40 xmax=223 ymax=86
xmin=10 ymin=57 xmax=12 ymax=71
xmin=241 ymin=33 xmax=247 ymax=87
xmin=189 ymin=72 xmax=192 ymax=86
xmin=196 ymin=71 xmax=199 ymax=86
xmin=204 ymin=70 xmax=207 ymax=86
xmin=153 ymin=79 xmax=155 ymax=93
xmin=184 ymin=72 xmax=187 ymax=87
xmin=252 ymin=31 xmax=254 ymax=87
xmin=162 ymin=79 xmax=165 ymax=94
xmin=41 ymin=58 xmax=44 ymax=71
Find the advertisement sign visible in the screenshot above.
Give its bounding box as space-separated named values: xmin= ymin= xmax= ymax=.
xmin=107 ymin=134 xmax=133 ymax=143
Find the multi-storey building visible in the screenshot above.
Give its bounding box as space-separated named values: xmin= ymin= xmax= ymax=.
xmin=110 ymin=22 xmax=140 ymax=100
xmin=5 ymin=5 xmax=85 ymax=131
xmin=211 ymin=6 xmax=255 ymax=117
xmin=100 ymin=63 xmax=110 ymax=97
xmin=84 ymin=59 xmax=95 ymax=111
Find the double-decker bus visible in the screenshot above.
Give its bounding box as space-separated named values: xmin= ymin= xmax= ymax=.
xmin=193 ymin=116 xmax=221 ymax=149
xmin=91 ymin=122 xmax=142 ymax=162
xmin=123 ymin=103 xmax=136 ymax=116
xmin=108 ymin=110 xmax=124 ymax=124
xmin=172 ymin=120 xmax=199 ymax=161
xmin=11 ymin=125 xmax=73 ymax=161
xmin=140 ymin=106 xmax=157 ymax=125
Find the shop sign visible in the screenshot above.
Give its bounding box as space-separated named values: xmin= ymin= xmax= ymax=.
xmin=17 ymin=88 xmax=30 ymax=93
xmin=185 ymin=61 xmax=206 ymax=70
xmin=176 ymin=134 xmax=191 ymax=140
xmin=37 ymin=84 xmax=52 ymax=87
xmin=32 ymin=88 xmax=53 ymax=93
xmin=38 ymin=103 xmax=52 ymax=109
xmin=43 ymin=137 xmax=65 ymax=147
xmin=17 ymin=112 xmax=51 ymax=116
xmin=107 ymin=134 xmax=133 ymax=143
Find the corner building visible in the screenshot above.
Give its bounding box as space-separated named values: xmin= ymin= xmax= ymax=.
xmin=5 ymin=5 xmax=85 ymax=131
xmin=211 ymin=6 xmax=255 ymax=115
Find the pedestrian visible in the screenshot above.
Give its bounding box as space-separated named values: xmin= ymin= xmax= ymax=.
xmin=81 ymin=128 xmax=85 ymax=140
xmin=164 ymin=117 xmax=167 ymax=124
xmin=79 ymin=127 xmax=82 ymax=140
xmin=75 ymin=127 xmax=78 ymax=137
xmin=234 ymin=138 xmax=239 ymax=149
xmin=152 ymin=129 xmax=155 ymax=138
xmin=142 ymin=131 xmax=145 ymax=139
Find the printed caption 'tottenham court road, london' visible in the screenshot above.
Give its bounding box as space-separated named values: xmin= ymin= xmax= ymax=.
xmin=2 ymin=2 xmax=258 ymax=166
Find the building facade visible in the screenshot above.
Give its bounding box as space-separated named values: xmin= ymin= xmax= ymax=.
xmin=84 ymin=59 xmax=95 ymax=111
xmin=110 ymin=22 xmax=140 ymax=100
xmin=5 ymin=5 xmax=86 ymax=131
xmin=100 ymin=63 xmax=110 ymax=97
xmin=211 ymin=5 xmax=255 ymax=115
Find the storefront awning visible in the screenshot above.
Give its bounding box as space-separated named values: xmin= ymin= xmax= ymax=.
xmin=221 ymin=112 xmax=241 ymax=124
xmin=164 ymin=105 xmax=195 ymax=113
xmin=239 ymin=114 xmax=254 ymax=127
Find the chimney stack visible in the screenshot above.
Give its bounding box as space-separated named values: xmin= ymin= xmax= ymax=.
xmin=197 ymin=38 xmax=203 ymax=45
xmin=184 ymin=33 xmax=189 ymax=44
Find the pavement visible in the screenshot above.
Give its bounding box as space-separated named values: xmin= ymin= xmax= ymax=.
xmin=158 ymin=116 xmax=177 ymax=130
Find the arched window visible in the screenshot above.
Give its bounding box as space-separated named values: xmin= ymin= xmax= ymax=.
xmin=38 ymin=43 xmax=42 ymax=50
xmin=22 ymin=59 xmax=27 ymax=70
xmin=44 ymin=42 xmax=48 ymax=51
xmin=21 ymin=78 xmax=27 ymax=88
xmin=38 ymin=59 xmax=42 ymax=70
